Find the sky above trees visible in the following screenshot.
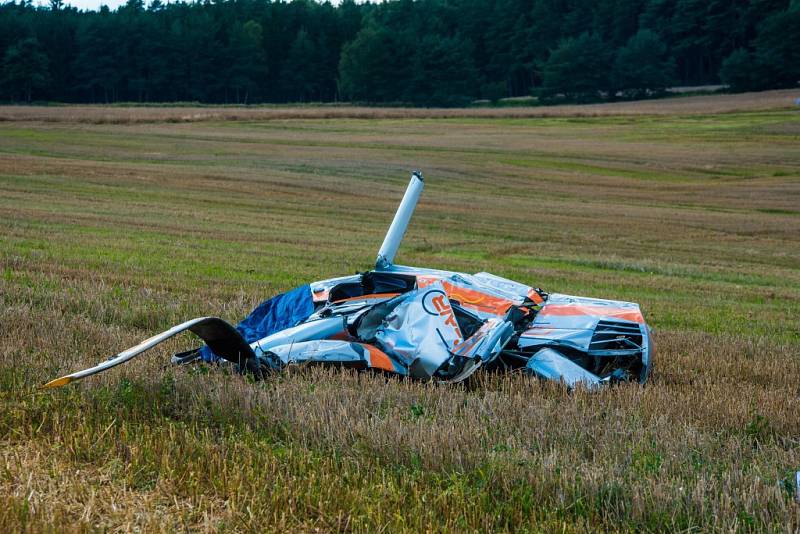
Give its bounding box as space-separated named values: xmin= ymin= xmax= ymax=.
xmin=36 ymin=0 xmax=348 ymax=11
xmin=37 ymin=0 xmax=130 ymax=10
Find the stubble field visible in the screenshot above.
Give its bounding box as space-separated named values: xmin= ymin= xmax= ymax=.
xmin=1 ymin=91 xmax=799 ymax=531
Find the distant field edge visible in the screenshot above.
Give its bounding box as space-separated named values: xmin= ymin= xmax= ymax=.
xmin=0 ymin=89 xmax=797 ymax=124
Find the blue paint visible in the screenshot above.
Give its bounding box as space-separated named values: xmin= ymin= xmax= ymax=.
xmin=200 ymin=284 xmax=314 ymax=362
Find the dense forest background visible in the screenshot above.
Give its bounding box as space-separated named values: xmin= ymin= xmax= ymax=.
xmin=1 ymin=0 xmax=798 ymax=106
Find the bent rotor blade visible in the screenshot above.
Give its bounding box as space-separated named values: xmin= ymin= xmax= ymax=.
xmin=42 ymin=316 xmax=255 ymax=389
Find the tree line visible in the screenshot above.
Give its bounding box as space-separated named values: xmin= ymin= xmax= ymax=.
xmin=1 ymin=0 xmax=798 ymax=106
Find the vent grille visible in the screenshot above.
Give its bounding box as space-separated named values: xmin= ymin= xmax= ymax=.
xmin=589 ymin=320 xmax=643 ymax=356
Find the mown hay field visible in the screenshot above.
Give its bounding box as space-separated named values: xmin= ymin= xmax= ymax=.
xmin=1 ymin=93 xmax=799 ymax=531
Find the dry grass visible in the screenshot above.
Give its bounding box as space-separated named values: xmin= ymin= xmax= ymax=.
xmin=0 ymin=93 xmax=799 ymax=531
xmin=0 ymin=88 xmax=797 ymax=124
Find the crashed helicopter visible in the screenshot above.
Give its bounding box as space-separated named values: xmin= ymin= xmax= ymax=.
xmin=44 ymin=171 xmax=652 ymax=390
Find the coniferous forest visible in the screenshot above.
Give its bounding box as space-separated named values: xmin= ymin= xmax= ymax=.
xmin=0 ymin=0 xmax=798 ymax=106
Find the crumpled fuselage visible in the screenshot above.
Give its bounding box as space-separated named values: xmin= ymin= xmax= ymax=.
xmin=245 ymin=264 xmax=652 ymax=387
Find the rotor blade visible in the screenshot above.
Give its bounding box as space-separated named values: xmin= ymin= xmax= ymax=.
xmin=42 ymin=316 xmax=255 ymax=389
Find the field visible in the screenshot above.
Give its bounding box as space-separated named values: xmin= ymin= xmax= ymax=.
xmin=1 ymin=90 xmax=799 ymax=531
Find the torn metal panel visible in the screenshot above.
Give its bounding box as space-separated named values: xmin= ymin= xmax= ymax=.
xmin=44 ymin=170 xmax=653 ymax=390
xmin=525 ymin=348 xmax=603 ymax=389
xmin=454 ymin=318 xmax=515 ymax=363
xmin=253 ymin=316 xmax=347 ymax=357
xmin=42 ymin=316 xmax=254 ymax=388
xmin=268 ymin=339 xmax=404 ymax=374
xmin=374 ymin=281 xmax=463 ymax=378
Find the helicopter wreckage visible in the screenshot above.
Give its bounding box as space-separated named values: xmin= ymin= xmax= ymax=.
xmin=44 ymin=172 xmax=652 ymax=390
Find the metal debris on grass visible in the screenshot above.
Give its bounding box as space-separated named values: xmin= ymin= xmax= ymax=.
xmin=45 ymin=171 xmax=653 ymax=389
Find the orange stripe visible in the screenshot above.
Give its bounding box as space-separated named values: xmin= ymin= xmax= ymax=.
xmin=523 ymin=327 xmax=555 ymax=336
xmin=360 ymin=344 xmax=394 ymax=372
xmin=417 ymin=276 xmax=513 ymax=316
xmin=526 ymin=289 xmax=544 ymax=305
xmin=454 ymin=331 xmax=483 ymax=355
xmin=328 ymin=331 xmax=351 ymax=341
xmin=538 ymin=304 xmax=644 ymax=324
